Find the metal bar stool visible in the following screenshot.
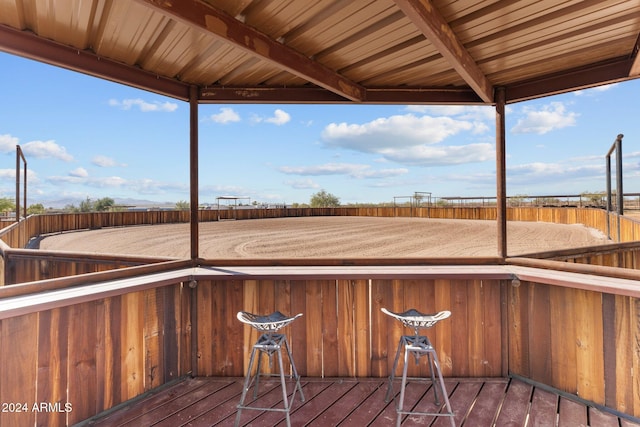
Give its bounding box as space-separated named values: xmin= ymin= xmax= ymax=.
xmin=382 ymin=308 xmax=455 ymax=427
xmin=235 ymin=311 xmax=305 ymax=427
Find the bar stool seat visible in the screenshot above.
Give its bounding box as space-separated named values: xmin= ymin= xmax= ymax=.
xmin=382 ymin=308 xmax=455 ymax=427
xmin=235 ymin=311 xmax=304 ymax=427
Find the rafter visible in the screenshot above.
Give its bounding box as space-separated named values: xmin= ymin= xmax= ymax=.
xmin=139 ymin=0 xmax=366 ymax=102
xmin=393 ymin=0 xmax=494 ymax=103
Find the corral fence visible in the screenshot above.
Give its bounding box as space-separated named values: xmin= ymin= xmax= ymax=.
xmin=2 ymin=207 xmax=640 ymax=424
xmin=1 ymin=206 xmax=640 ymax=286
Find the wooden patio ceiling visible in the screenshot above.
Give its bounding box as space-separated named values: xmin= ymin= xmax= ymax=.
xmin=0 ymin=0 xmax=639 ymax=106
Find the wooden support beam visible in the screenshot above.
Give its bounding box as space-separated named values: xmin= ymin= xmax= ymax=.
xmin=189 ymin=86 xmax=199 ymax=260
xmin=393 ymin=0 xmax=494 ymax=103
xmin=199 ymin=86 xmax=485 ymax=104
xmin=139 ymin=0 xmax=366 ymax=102
xmin=495 ymin=87 xmax=507 ymax=258
xmin=506 ymin=57 xmax=634 ymax=103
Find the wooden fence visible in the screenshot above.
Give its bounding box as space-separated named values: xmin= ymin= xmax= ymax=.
xmin=2 ymin=206 xmax=639 ymax=287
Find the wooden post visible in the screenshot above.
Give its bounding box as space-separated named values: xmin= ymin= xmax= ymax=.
xmin=15 ymin=145 xmax=20 ymax=223
xmin=495 ymin=87 xmax=507 ymax=258
xmin=189 ymin=85 xmax=199 ymax=260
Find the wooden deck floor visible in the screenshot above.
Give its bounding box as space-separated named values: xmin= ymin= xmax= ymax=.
xmin=84 ymin=376 xmax=640 ymax=427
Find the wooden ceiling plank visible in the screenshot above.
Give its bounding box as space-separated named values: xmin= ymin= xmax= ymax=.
xmin=0 ymin=24 xmax=190 ymax=100
xmin=137 ymin=0 xmax=366 ymax=102
xmin=393 ymin=0 xmax=494 ymax=103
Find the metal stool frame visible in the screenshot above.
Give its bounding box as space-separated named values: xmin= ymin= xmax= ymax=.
xmin=235 ymin=311 xmax=305 ymax=427
xmin=382 ymin=308 xmax=455 ymax=427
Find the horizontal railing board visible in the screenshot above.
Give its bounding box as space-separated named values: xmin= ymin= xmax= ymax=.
xmin=0 ymin=259 xmax=192 ymax=299
xmin=0 ymin=269 xmax=195 ymax=320
xmin=3 ymin=263 xmax=640 ymax=319
xmin=509 ymin=265 xmax=640 ymax=299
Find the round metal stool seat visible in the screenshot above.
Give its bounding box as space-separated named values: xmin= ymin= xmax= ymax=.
xmin=235 ymin=311 xmax=304 ymax=427
xmin=382 ymin=308 xmax=455 ymax=427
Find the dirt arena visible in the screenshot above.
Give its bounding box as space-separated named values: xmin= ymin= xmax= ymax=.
xmin=37 ymin=216 xmax=612 ymax=258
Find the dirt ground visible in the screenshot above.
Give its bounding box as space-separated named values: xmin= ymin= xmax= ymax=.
xmin=37 ymin=216 xmax=612 ymax=258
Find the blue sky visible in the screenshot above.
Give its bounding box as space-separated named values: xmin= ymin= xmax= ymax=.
xmin=0 ymin=51 xmax=638 ymax=208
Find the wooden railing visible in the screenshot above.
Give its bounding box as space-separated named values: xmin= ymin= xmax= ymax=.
xmin=2 ymin=262 xmax=640 ymax=425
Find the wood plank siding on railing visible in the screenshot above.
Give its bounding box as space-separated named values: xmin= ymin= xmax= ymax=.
xmin=1 ymin=264 xmax=640 ymax=425
xmin=1 ymin=207 xmax=640 ymax=425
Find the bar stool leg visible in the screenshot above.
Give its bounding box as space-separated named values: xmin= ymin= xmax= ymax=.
xmin=274 ymin=344 xmax=292 ymax=427
xmin=426 ymin=352 xmax=441 ymax=405
xmin=235 ymin=344 xmax=259 ymax=427
xmin=385 ymin=335 xmax=406 ymax=402
xmin=283 ymin=336 xmax=305 ymax=402
xmin=431 ymin=350 xmax=455 ymax=427
xmin=253 ymin=345 xmax=265 ymax=399
xmin=396 ymin=341 xmax=411 ymax=427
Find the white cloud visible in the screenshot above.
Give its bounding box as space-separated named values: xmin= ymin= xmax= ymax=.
xmin=284 ymin=179 xmax=321 ymax=190
xmin=0 ymin=168 xmax=39 ymax=183
xmin=48 ymin=175 xmax=127 ymax=187
xmin=69 ymin=167 xmax=88 ymax=178
xmin=574 ymin=83 xmax=618 ymax=96
xmin=405 ymin=105 xmax=495 ymax=122
xmin=321 ymin=114 xmax=493 ymax=167
xmin=511 ymin=102 xmax=578 ymax=135
xmin=252 ymin=109 xmax=292 ymax=125
xmin=210 ymin=107 xmax=241 ymax=124
xmin=92 ymin=155 xmax=126 ymax=167
xmin=128 ymin=178 xmax=188 ymax=195
xmin=0 ymin=168 xmax=15 ymax=179
xmin=279 ymin=162 xmax=408 ymax=179
xmin=381 ymin=143 xmax=494 ymax=166
xmin=507 ymin=161 xmax=603 ymax=185
xmin=108 ymin=98 xmax=178 ymax=112
xmin=0 ymin=134 xmax=19 ymax=153
xmin=22 ymin=140 xmax=73 ymax=161
xmin=265 ymin=109 xmax=291 ymax=125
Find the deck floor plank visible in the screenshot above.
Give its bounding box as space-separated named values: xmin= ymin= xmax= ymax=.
xmin=311 ymin=380 xmax=382 ymax=426
xmin=84 ymin=377 xmax=640 ymax=427
xmin=589 ymin=406 xmax=626 ymax=427
xmin=527 ymin=387 xmax=558 ymax=427
xmin=337 ymin=382 xmax=391 ymax=426
xmin=493 ymin=378 xmax=532 ymax=427
xmin=433 ymin=381 xmax=483 ymax=426
xmin=463 ymin=381 xmax=508 ymax=426
xmin=558 ymin=397 xmax=587 ymax=426
xmin=124 ymin=380 xmax=241 ymax=427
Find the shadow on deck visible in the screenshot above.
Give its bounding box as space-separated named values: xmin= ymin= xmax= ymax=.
xmin=83 ymin=376 xmax=640 ymax=426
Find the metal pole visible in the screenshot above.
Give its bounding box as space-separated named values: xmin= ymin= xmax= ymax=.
xmin=189 ymin=85 xmax=199 ymax=260
xmin=605 ymin=152 xmax=611 ymax=238
xmin=615 ymin=134 xmax=623 ymax=216
xmin=615 ymin=134 xmax=623 ymax=241
xmin=15 ymin=145 xmax=20 ymax=222
xmin=23 ymin=152 xmax=27 ymax=219
xmin=495 ymin=87 xmax=507 ymax=258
